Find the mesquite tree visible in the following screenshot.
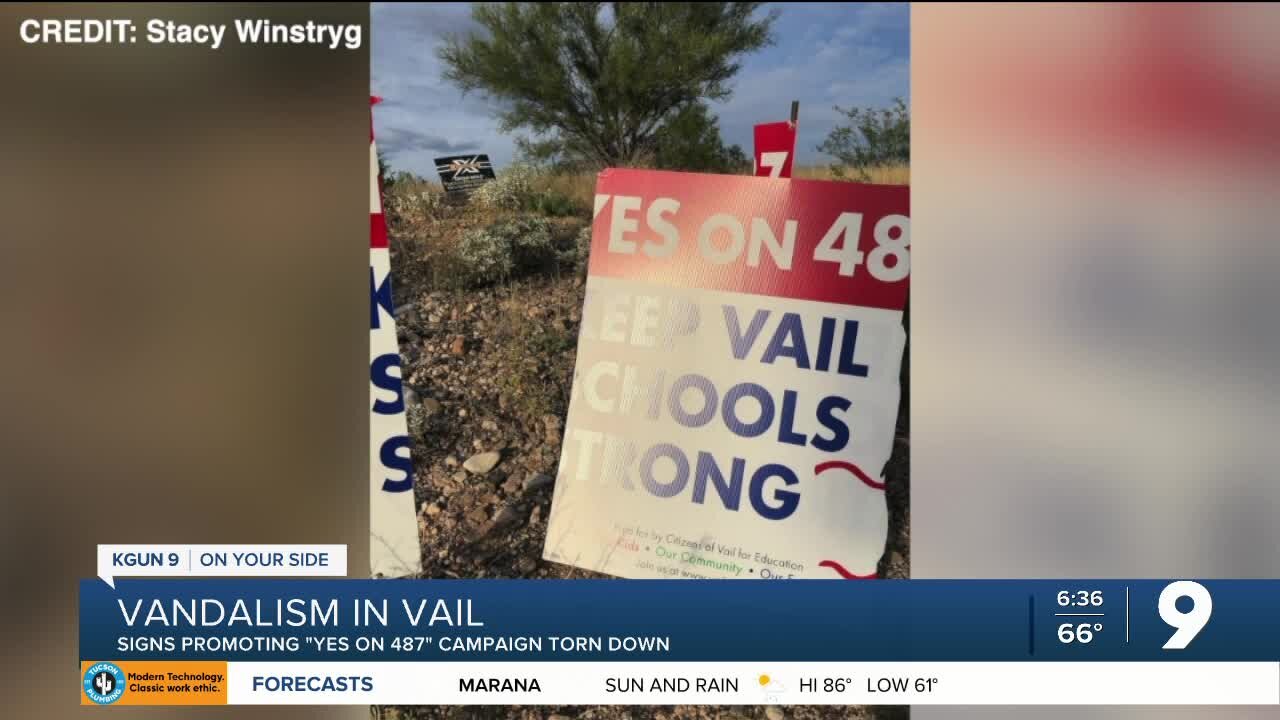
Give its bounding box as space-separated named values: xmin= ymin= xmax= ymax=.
xmin=439 ymin=2 xmax=775 ymax=168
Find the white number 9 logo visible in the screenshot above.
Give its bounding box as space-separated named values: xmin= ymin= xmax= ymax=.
xmin=1158 ymin=580 xmax=1212 ymax=650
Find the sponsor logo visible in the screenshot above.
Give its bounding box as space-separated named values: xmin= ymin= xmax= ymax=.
xmin=439 ymin=156 xmax=492 ymax=176
xmin=84 ymin=662 xmax=126 ymax=705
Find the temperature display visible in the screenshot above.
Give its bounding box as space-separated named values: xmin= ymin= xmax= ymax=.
xmin=1053 ymin=589 xmax=1108 ymax=647
xmin=1058 ymin=621 xmax=1104 ymax=644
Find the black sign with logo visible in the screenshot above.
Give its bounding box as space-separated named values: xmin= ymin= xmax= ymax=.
xmin=434 ymin=154 xmax=496 ymax=199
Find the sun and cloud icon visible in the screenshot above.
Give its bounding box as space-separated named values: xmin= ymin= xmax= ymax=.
xmin=758 ymin=673 xmax=787 ymax=703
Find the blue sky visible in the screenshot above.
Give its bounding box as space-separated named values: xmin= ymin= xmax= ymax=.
xmin=372 ymin=2 xmax=909 ymax=177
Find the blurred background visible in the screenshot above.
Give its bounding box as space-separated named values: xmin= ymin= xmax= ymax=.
xmin=914 ymin=3 xmax=1280 ymax=719
xmin=0 ymin=3 xmax=368 ymax=719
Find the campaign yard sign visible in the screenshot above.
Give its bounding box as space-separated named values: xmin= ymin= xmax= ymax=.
xmin=543 ymin=169 xmax=908 ymax=580
xmin=753 ymin=120 xmax=797 ymax=178
xmin=434 ymin=154 xmax=496 ymax=199
xmin=371 ymin=98 xmax=422 ymax=578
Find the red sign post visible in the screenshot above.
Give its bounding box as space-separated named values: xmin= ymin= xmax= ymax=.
xmin=753 ymin=120 xmax=797 ymax=178
xmin=753 ymin=101 xmax=799 ymax=178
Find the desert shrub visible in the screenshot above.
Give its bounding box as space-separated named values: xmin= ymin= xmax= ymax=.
xmin=528 ymin=189 xmax=581 ymax=217
xmin=386 ymin=187 xmax=448 ymax=226
xmin=453 ymin=217 xmax=571 ymax=287
xmin=557 ymin=223 xmax=593 ymax=272
xmin=471 ymin=163 xmax=542 ymax=211
xmin=505 ymin=217 xmax=556 ymax=269
xmin=471 ymin=163 xmax=591 ymax=219
xmin=535 ymin=172 xmax=596 ymax=214
xmin=454 ymin=224 xmax=517 ymax=284
xmin=819 ymin=97 xmax=910 ymax=182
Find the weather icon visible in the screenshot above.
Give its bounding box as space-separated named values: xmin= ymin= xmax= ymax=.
xmin=758 ymin=673 xmax=787 ymax=703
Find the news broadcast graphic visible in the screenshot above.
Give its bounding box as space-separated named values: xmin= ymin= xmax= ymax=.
xmin=543 ymin=169 xmax=908 ymax=579
xmin=96 ymin=545 xmax=346 ymax=588
xmin=434 ymin=154 xmax=497 ymax=200
xmin=79 ymin=578 xmax=1280 ymax=705
xmin=753 ymin=120 xmax=798 ymax=178
xmin=370 ymin=97 xmax=422 ymax=578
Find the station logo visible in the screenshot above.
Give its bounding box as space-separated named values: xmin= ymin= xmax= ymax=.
xmin=83 ymin=661 xmax=126 ymax=705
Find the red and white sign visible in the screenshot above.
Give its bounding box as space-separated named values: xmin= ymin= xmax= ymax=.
xmin=370 ymin=96 xmax=422 ymax=578
xmin=753 ymin=120 xmax=797 ymax=178
xmin=544 ymin=169 xmax=908 ymax=579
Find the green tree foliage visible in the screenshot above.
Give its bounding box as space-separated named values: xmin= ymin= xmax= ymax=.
xmin=377 ymin=148 xmax=398 ymax=191
xmin=377 ymin=149 xmax=426 ymax=191
xmin=439 ymin=2 xmax=775 ymax=168
xmin=652 ymin=102 xmax=750 ymax=173
xmin=818 ymin=97 xmax=910 ymax=180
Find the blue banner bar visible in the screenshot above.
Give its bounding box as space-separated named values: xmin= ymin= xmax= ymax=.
xmin=79 ymin=579 xmax=1275 ymax=662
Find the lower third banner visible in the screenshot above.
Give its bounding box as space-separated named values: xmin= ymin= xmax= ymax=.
xmin=80 ymin=579 xmax=1280 ymax=705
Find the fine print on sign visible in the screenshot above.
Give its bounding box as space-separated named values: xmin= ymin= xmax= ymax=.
xmin=371 ymin=97 xmax=423 ymax=578
xmin=543 ymin=168 xmax=909 ymax=580
xmin=434 ymin=154 xmax=496 ymax=199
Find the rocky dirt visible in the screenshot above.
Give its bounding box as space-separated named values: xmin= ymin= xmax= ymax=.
xmin=383 ymin=220 xmax=910 ymax=720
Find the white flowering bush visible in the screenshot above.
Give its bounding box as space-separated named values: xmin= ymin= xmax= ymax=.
xmin=455 ymin=225 xmax=516 ymax=283
xmin=471 ymin=163 xmax=542 ymax=211
xmin=508 ymin=217 xmax=554 ymax=260
xmin=454 ymin=217 xmax=557 ymax=287
xmin=417 ymin=190 xmax=448 ymax=218
xmin=386 ymin=187 xmax=448 ymax=226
